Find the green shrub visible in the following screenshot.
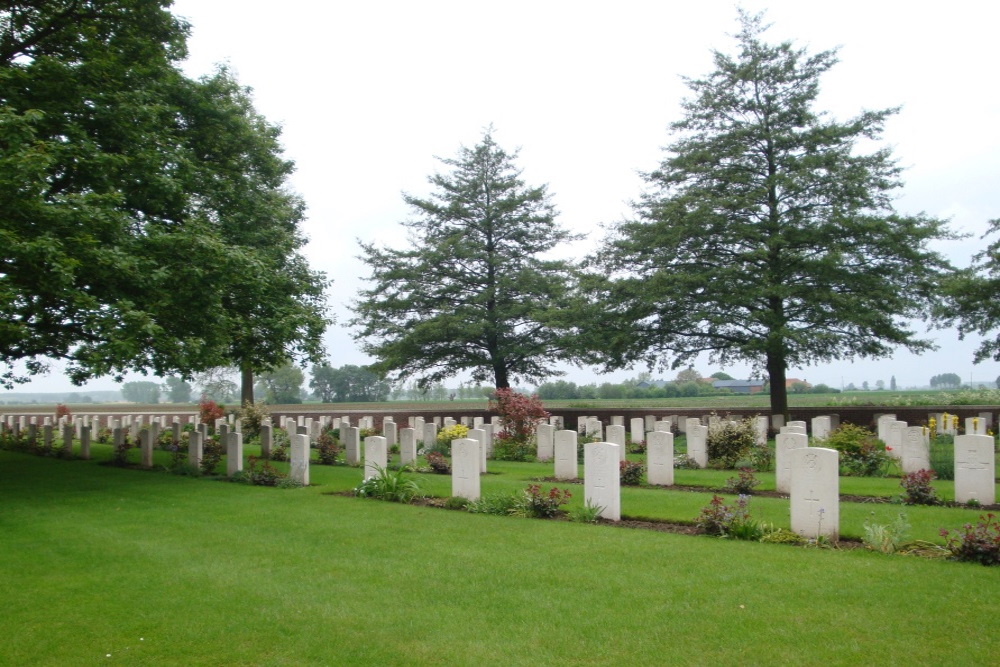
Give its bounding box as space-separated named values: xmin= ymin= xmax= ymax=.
xmin=444 ymin=496 xmax=470 ymax=510
xmin=353 ymin=465 xmax=421 ymax=503
xmin=695 ymin=494 xmax=763 ymax=540
xmin=941 ymin=513 xmax=1000 ymax=566
xmin=900 ymin=469 xmax=939 ymax=505
xmin=820 ymin=423 xmax=891 ymax=477
xmin=466 ymin=491 xmax=524 ymax=516
xmin=199 ymin=438 xmax=224 ymax=475
xmin=569 ymin=500 xmax=604 ymax=523
xmin=619 ymin=460 xmax=644 ymax=486
xmin=863 ymin=512 xmax=910 ymax=554
xmin=245 ymin=456 xmax=286 ymax=486
xmin=522 ymin=485 xmax=572 ymax=518
xmin=707 ymin=418 xmax=757 ymax=468
xmin=492 ymin=434 xmax=534 ymax=462
xmin=724 ymin=468 xmax=760 ymax=495
xmin=425 ymin=451 xmax=450 ymax=474
xmin=316 ymin=432 xmax=340 ymax=465
xmin=237 ymin=401 xmax=270 ymax=439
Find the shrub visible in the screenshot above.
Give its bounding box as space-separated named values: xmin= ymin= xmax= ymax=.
xmin=466 ymin=491 xmax=524 ymax=516
xmin=111 ymin=435 xmax=131 ymax=467
xmin=724 ymin=468 xmax=760 ymax=495
xmin=428 ymin=424 xmax=468 ymax=456
xmin=619 ymin=460 xmax=644 ymax=486
xmin=269 ymin=443 xmax=288 ymax=462
xmin=425 ymin=451 xmax=450 ymax=474
xmin=863 ymin=512 xmax=910 ymax=554
xmin=54 ymin=404 xmax=72 ymax=420
xmin=444 ymin=496 xmax=470 ymax=510
xmin=492 ymin=434 xmax=534 ymax=462
xmin=706 ymin=417 xmax=757 ymax=468
xmin=570 ymin=500 xmax=604 ymax=523
xmin=695 ymin=494 xmax=763 ymax=540
xmin=237 ymin=401 xmax=270 ymax=439
xmin=748 ymin=442 xmax=773 ymax=472
xmin=821 ymin=423 xmax=892 ymax=477
xmin=199 ymin=397 xmax=224 ymax=426
xmin=522 ymin=485 xmax=571 ymax=518
xmin=316 ymin=432 xmax=340 ymax=465
xmin=674 ymin=455 xmax=701 ymax=469
xmin=900 ymin=469 xmax=939 ymax=505
xmin=940 ymin=513 xmax=1000 ymax=566
xmin=490 ymin=389 xmax=549 ymax=443
xmin=245 ymin=456 xmax=286 ymax=486
xmin=627 ymin=436 xmax=647 ymax=454
xmin=200 ymin=438 xmax=224 ymax=475
xmin=354 ymin=465 xmax=421 ymax=503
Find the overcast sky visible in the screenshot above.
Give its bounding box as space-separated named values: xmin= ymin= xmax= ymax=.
xmin=13 ymin=0 xmax=1000 ymax=394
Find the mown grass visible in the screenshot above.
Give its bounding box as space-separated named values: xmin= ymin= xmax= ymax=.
xmin=3 ymin=444 xmax=1000 ymax=665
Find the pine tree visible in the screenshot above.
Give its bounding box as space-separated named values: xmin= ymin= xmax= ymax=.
xmin=578 ymin=11 xmax=954 ymax=417
xmin=352 ymin=129 xmax=578 ymax=389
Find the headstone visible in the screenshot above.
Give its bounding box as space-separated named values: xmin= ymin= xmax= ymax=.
xmin=344 ymin=426 xmax=361 ymax=466
xmin=227 ymin=432 xmax=243 ymax=476
xmin=787 ymin=420 xmax=807 ymax=431
xmin=423 ymin=423 xmax=437 ymax=454
xmin=554 ymin=430 xmax=578 ymax=480
xmin=977 ymin=412 xmax=993 ymax=429
xmin=644 ymin=415 xmax=656 ymax=433
xmin=536 ymin=423 xmax=555 ymax=462
xmin=468 ymin=428 xmax=488 ymax=473
xmin=965 ymin=417 xmax=988 ymax=436
xmin=775 ymin=431 xmax=808 ymax=494
xmin=901 ymin=426 xmax=930 ymax=474
xmin=885 ymin=420 xmax=905 ymax=460
xmin=443 ymin=417 xmax=457 ymax=428
xmin=576 ymin=416 xmax=587 ymax=435
xmin=606 ymin=424 xmax=626 ymax=461
xmin=781 ymin=424 xmax=806 ymax=436
xmin=481 ymin=423 xmax=494 ymax=459
xmin=80 ymin=426 xmax=91 ymax=460
xmin=140 ymin=429 xmax=153 ymax=467
xmin=586 ymin=418 xmax=602 ymax=440
xmin=811 ymin=416 xmax=832 ymax=442
xmin=789 ymin=447 xmax=839 ymax=540
xmin=43 ymin=424 xmax=53 ymax=449
xmin=686 ymin=419 xmax=707 ymax=468
xmin=877 ymin=414 xmax=897 ymax=444
xmin=647 ymin=430 xmax=674 ymax=486
xmin=611 ymin=416 xmax=624 ymax=426
xmin=451 ymin=438 xmax=481 ymax=501
xmin=954 ymin=434 xmax=996 ymax=505
xmin=549 ymin=415 xmax=564 ymax=430
xmin=188 ymin=431 xmax=203 ymax=469
xmin=654 ymin=420 xmax=671 ymax=434
xmin=630 ymin=418 xmax=645 ymax=447
xmin=383 ymin=420 xmax=398 ymax=447
xmin=112 ymin=426 xmax=124 ymax=454
xmin=61 ymin=424 xmax=73 ymax=456
xmin=433 ymin=416 xmax=442 ymax=428
xmin=400 ymin=428 xmax=417 ymax=466
xmin=260 ymin=423 xmax=273 ymax=459
xmin=473 ymin=417 xmax=484 ymax=428
xmin=754 ymin=416 xmax=769 ymax=447
xmin=364 ymin=436 xmax=387 ymax=481
xmin=197 ymin=423 xmax=208 ymax=442
xmin=413 ymin=417 xmax=425 ymax=439
xmin=584 ymin=442 xmax=621 ymax=521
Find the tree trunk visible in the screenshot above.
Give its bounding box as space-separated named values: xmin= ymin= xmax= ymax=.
xmin=493 ymin=364 xmax=510 ymax=390
xmin=766 ymin=344 xmax=788 ymax=420
xmin=240 ymin=362 xmax=254 ymax=407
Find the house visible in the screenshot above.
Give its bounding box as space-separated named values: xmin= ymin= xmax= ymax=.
xmin=711 ymin=380 xmax=766 ymax=394
xmin=785 ymin=378 xmax=812 ymax=390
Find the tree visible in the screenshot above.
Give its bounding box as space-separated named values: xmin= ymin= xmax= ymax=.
xmin=929 ymin=373 xmax=962 ymax=389
xmin=257 ymin=364 xmax=304 ymax=404
xmin=710 ymin=371 xmax=734 ymax=381
xmin=310 ymin=364 xmax=390 ymax=403
xmin=164 ymin=377 xmax=192 ymax=403
xmin=0 ymin=3 xmax=328 ymax=392
xmin=939 ymin=218 xmax=1000 ymax=366
xmin=121 ymin=381 xmax=161 ymax=404
xmin=890 ymin=375 xmax=897 ymax=391
xmin=875 ymin=379 xmax=885 ymax=391
xmin=675 ymin=367 xmax=703 ymax=384
xmin=351 ymin=129 xmax=579 ymax=390
xmin=575 ymin=11 xmax=953 ymax=417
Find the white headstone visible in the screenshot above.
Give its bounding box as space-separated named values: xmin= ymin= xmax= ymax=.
xmin=451 ymin=438 xmax=481 ymax=501
xmin=787 ymin=420 xmax=807 ymax=431
xmin=630 ymin=418 xmax=645 ymax=447
xmin=965 ymin=417 xmax=988 ymax=436
xmin=423 ymin=423 xmax=437 ymax=453
xmin=811 ymin=416 xmax=832 ymax=442
xmin=775 ymin=431 xmax=808 ymax=494
xmin=754 ymin=416 xmax=769 ymax=447
xmin=885 ymin=420 xmax=906 ymax=460
xmin=364 ymin=436 xmax=387 ymax=481
xmin=536 ymin=423 xmax=555 ymax=462
xmin=644 ymin=415 xmax=656 ymax=432
xmin=554 ymin=430 xmax=578 ymax=480
xmin=901 ymin=426 xmax=930 ymax=474
xmin=140 ymin=429 xmax=153 ymax=467
xmin=400 ymin=428 xmax=417 ymax=466
xmin=789 ymin=447 xmax=839 ymax=540
xmin=584 ymin=442 xmax=621 ymax=521
xmin=383 ymin=420 xmax=398 ymax=447
xmin=877 ymin=414 xmax=897 ymax=444
xmin=468 ymin=428 xmax=488 ymax=473
xmin=606 ymin=424 xmax=627 ymax=462
xmin=344 ymin=426 xmax=361 ymax=466
xmin=686 ymin=420 xmax=708 ymax=468
xmin=289 ymin=433 xmax=310 ymax=485
xmin=586 ymin=417 xmax=602 ymax=440
xmin=188 ymin=430 xmax=203 ymax=469
xmin=227 ymin=432 xmax=243 ymax=477
xmin=770 ymin=414 xmax=785 ymax=430
xmin=654 ymin=420 xmax=671 ymax=434
xmin=647 ymin=430 xmax=674 ymax=486
xmin=611 ymin=416 xmax=624 ymax=426
xmin=954 ymin=434 xmax=996 ymax=505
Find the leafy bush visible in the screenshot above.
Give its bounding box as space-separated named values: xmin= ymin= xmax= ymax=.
xmin=425 ymin=451 xmax=450 ymax=474
xmin=54 ymin=404 xmax=72 ymax=420
xmin=466 ymin=491 xmax=524 ymax=516
xmin=863 ymin=512 xmax=910 ymax=554
xmin=706 ymin=417 xmax=757 ymax=468
xmin=569 ymin=500 xmax=604 ymax=523
xmin=490 ymin=389 xmax=549 ymax=443
xmin=199 ymin=397 xmax=224 ymax=426
xmin=200 ymin=438 xmax=224 ymax=475
xmin=941 ymin=513 xmax=1000 ymax=566
xmin=619 ymin=460 xmax=644 ymax=486
xmin=353 ymin=465 xmax=421 ymax=503
xmin=627 ymin=436 xmax=647 ymax=454
xmin=724 ymin=468 xmax=760 ymax=494
xmin=492 ymin=435 xmax=534 ymax=462
xmin=427 ymin=424 xmax=468 ymax=456
xmin=821 ymin=423 xmax=892 ymax=477
xmin=900 ymin=469 xmax=939 ymax=505
xmin=748 ymin=442 xmax=773 ymax=472
xmin=444 ymin=496 xmax=470 ymax=510
xmin=111 ymin=435 xmax=131 ymax=467
xmin=316 ymin=432 xmax=340 ymax=465
xmin=522 ymin=485 xmax=571 ymax=518
xmin=695 ymin=494 xmax=763 ymax=540
xmin=237 ymin=401 xmax=270 ymax=439
xmin=269 ymin=443 xmax=288 ymax=462
xmin=674 ymin=455 xmax=701 ymax=469
xmin=245 ymin=456 xmax=286 ymax=486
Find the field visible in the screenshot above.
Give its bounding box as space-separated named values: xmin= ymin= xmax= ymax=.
xmin=3 ymin=438 xmax=999 ymax=665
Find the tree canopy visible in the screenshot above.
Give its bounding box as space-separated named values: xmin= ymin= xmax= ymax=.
xmin=352 ymin=129 xmax=578 ymax=389
xmin=574 ymin=11 xmax=954 ymax=416
xmin=938 ymin=218 xmax=1000 ymax=365
xmin=310 ymin=364 xmax=391 ymax=403
xmin=0 ymin=1 xmax=328 ymax=391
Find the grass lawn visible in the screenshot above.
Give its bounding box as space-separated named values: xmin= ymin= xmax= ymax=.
xmin=3 ymin=445 xmax=999 ymax=666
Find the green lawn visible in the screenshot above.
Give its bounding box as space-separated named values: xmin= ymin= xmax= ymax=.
xmin=2 ymin=445 xmax=999 ymax=665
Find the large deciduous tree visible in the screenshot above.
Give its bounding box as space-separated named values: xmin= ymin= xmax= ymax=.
xmin=938 ymin=218 xmax=1000 ymax=365
xmin=578 ymin=12 xmax=954 ymax=417
xmin=352 ymin=129 xmax=578 ymax=390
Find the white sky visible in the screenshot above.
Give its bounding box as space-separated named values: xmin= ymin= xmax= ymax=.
xmin=13 ymin=0 xmax=1000 ymax=393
